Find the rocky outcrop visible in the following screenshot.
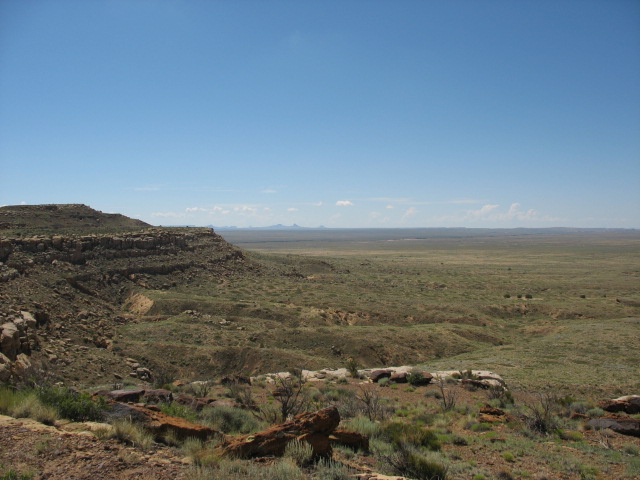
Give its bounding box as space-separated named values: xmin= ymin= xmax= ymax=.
xmin=219 ymin=406 xmax=341 ymax=459
xmin=260 ymin=366 xmax=499 ymax=389
xmin=107 ymin=403 xmax=220 ymax=442
xmin=96 ymin=388 xmax=174 ymax=404
xmin=368 ymin=369 xmax=393 ymax=383
xmin=0 ymin=352 xmax=11 ymax=382
xmin=1 ymin=311 xmax=38 ymax=360
xmin=588 ymin=417 xmax=640 ymax=437
xmin=478 ymin=405 xmax=510 ymax=423
xmin=0 ymin=229 xmax=218 ymax=269
xmin=599 ymin=396 xmax=640 ymax=415
xmin=101 ymin=389 xmax=146 ymax=403
xmin=0 ymin=311 xmax=39 ymax=382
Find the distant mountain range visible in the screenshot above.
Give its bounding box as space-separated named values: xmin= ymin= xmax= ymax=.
xmin=210 ymin=224 xmax=327 ymax=231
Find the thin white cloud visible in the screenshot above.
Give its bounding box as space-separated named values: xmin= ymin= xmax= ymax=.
xmin=151 ymin=211 xmax=186 ymax=218
xmin=234 ymin=205 xmax=258 ymax=214
xmin=367 ymin=197 xmax=411 ymax=203
xmin=365 ymin=197 xmax=481 ymax=206
xmin=401 ymin=206 xmax=419 ymax=220
xmin=185 ymin=207 xmax=207 ymax=212
xmin=467 ymin=204 xmax=500 ymax=219
xmin=336 ymin=200 xmax=354 ymax=206
xmin=386 ymin=205 xmax=394 ymax=209
xmin=312 ymin=201 xmax=323 ymax=207
xmin=462 ymin=203 xmax=559 ymax=223
xmin=287 ymin=207 xmax=298 ymax=212
xmin=262 ymin=189 xmax=277 ymax=194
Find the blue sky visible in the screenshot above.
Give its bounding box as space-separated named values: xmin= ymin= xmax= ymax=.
xmin=1 ymin=0 xmax=638 ymax=228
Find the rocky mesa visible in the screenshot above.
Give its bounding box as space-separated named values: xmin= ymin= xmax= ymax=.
xmin=0 ymin=204 xmax=252 ymax=386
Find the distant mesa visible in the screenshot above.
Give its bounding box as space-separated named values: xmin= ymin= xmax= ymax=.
xmin=212 ymin=223 xmax=326 ymax=230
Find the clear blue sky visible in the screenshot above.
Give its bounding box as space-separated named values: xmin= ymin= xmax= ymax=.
xmin=1 ymin=0 xmax=638 ymax=228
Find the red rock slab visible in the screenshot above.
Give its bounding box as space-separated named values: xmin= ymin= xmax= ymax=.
xmin=117 ymin=403 xmax=221 ymax=442
xmin=219 ymin=406 xmax=340 ymax=459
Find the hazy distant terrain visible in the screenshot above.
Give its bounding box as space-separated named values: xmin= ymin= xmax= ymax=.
xmin=2 ymin=206 xmax=640 ymax=479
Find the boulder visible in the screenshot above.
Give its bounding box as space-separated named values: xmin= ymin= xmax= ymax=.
xmin=599 ymin=396 xmax=640 ymax=415
xmin=368 ymin=370 xmax=392 ymax=383
xmin=330 ymin=429 xmax=369 ymax=451
xmin=0 ymin=322 xmax=19 ymax=360
xmin=173 ymin=393 xmax=211 ymax=411
xmin=143 ymin=389 xmax=173 ymax=404
xmin=588 ymin=417 xmax=640 ymax=437
xmin=219 ymin=406 xmax=341 ymax=459
xmin=101 ymin=389 xmax=146 ymax=403
xmin=20 ymin=312 xmax=37 ymax=329
xmin=13 ymin=353 xmax=31 ymax=377
xmin=0 ymin=352 xmax=12 ymax=382
xmin=136 ymin=367 xmax=152 ymax=380
xmin=389 ymin=372 xmax=408 ymax=383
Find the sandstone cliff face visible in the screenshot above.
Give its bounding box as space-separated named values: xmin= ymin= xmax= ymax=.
xmin=0 ymin=225 xmax=249 ymax=386
xmin=0 ymin=311 xmax=40 ymax=382
xmin=1 ymin=229 xmax=211 ymax=270
xmin=0 ymin=311 xmax=39 ymax=359
xmin=0 ymin=227 xmax=245 ymax=282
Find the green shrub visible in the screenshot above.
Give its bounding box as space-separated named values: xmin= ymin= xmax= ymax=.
xmin=469 ymin=422 xmax=492 ymax=432
xmin=407 ymin=370 xmax=427 ymax=386
xmin=558 ymin=429 xmax=583 ymax=441
xmin=267 ymin=458 xmax=303 ymax=480
xmin=0 ymin=471 xmax=33 ymax=480
xmin=200 ymin=405 xmax=265 ymax=434
xmin=159 ymin=402 xmax=197 ymax=422
xmin=626 ymin=457 xmax=640 ymax=478
xmin=316 ymin=458 xmax=353 ymax=480
xmin=519 ymin=393 xmax=560 ymax=435
xmin=182 ymin=437 xmax=220 ymax=467
xmin=623 ymin=443 xmax=639 ymax=456
xmin=502 ymin=452 xmax=515 ymax=462
xmin=0 ymin=387 xmax=21 ymax=414
xmin=112 ymin=419 xmax=154 ymax=450
xmin=343 ymin=416 xmax=381 ymax=438
xmin=586 ymin=407 xmax=605 ymax=417
xmin=382 ymin=421 xmax=441 ymax=451
xmin=389 ymin=447 xmax=448 ymax=480
xmin=37 ymin=386 xmax=106 ymax=422
xmin=7 ymin=393 xmax=58 ymax=425
xmin=345 ymin=358 xmax=360 ymax=378
xmin=284 ymin=439 xmax=313 ymax=466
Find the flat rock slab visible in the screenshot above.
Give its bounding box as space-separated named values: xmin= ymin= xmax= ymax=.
xmin=220 ymin=406 xmax=340 ymax=459
xmin=588 ymin=417 xmax=640 ymax=437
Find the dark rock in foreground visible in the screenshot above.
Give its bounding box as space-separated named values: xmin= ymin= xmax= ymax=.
xmin=219 ymin=406 xmax=341 ymax=458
